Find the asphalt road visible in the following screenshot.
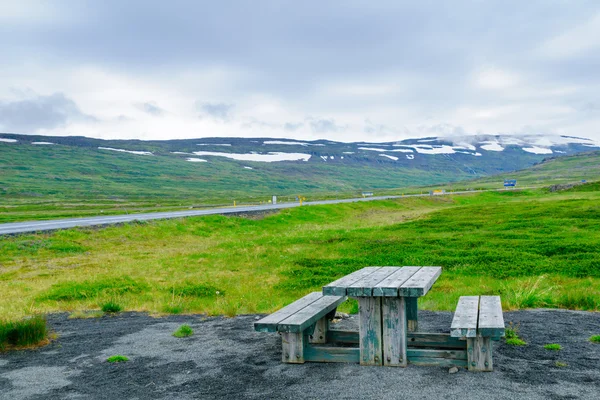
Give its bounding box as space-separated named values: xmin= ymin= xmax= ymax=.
xmin=0 ymin=190 xmax=495 ymax=235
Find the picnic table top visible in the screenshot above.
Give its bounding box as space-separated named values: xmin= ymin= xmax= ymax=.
xmin=322 ymin=266 xmax=442 ymax=297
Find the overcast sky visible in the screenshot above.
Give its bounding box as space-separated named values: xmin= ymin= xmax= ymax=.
xmin=1 ymin=0 xmax=599 ymax=142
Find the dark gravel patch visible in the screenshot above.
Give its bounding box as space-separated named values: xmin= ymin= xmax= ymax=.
xmin=0 ymin=310 xmax=599 ymax=399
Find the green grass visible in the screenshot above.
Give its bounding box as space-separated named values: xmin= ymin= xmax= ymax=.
xmin=173 ymin=324 xmax=194 ymax=338
xmin=589 ymin=335 xmax=600 ymax=343
xmin=554 ymin=361 xmax=568 ymax=367
xmin=106 ymin=355 xmax=129 ymax=363
xmin=506 ymin=338 xmax=527 ymax=346
xmin=544 ymin=343 xmax=562 ymax=351
xmin=1 ymin=183 xmax=600 ymax=319
xmin=0 ymin=315 xmax=48 ymax=350
xmin=101 ymin=301 xmax=123 ymax=313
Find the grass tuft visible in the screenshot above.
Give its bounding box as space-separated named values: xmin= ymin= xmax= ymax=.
xmin=40 ymin=276 xmax=148 ymax=301
xmin=0 ymin=315 xmax=48 ymax=350
xmin=589 ymin=335 xmax=600 ymax=343
xmin=544 ymin=343 xmax=562 ymax=351
xmin=173 ymin=324 xmax=194 ymax=338
xmin=101 ymin=301 xmax=123 ymax=313
xmin=170 ymin=282 xmax=224 ymax=298
xmin=506 ymin=338 xmax=527 ymax=346
xmin=554 ymin=361 xmax=568 ymax=368
xmin=107 ymin=355 xmax=129 ymax=363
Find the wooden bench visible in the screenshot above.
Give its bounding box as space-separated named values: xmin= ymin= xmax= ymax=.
xmin=450 ymin=296 xmax=505 ymax=371
xmin=254 ymin=292 xmax=347 ymax=363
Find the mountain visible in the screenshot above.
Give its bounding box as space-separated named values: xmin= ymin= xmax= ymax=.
xmin=1 ymin=133 xmax=599 ymax=204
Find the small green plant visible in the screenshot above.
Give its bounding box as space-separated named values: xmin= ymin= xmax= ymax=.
xmin=68 ymin=311 xmax=104 ymax=319
xmin=0 ymin=315 xmax=48 ymax=350
xmin=173 ymin=324 xmax=194 ymax=338
xmin=590 ymin=335 xmax=600 ymax=343
xmin=544 ymin=343 xmax=561 ymax=351
xmin=101 ymin=301 xmax=123 ymax=313
xmin=506 ymin=338 xmax=527 ymax=346
xmin=504 ymin=321 xmax=520 ymax=339
xmin=554 ymin=361 xmax=568 ymax=368
xmin=107 ymin=355 xmax=129 ymax=363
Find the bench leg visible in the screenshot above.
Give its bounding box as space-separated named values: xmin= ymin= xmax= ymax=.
xmin=358 ymin=297 xmax=383 ymax=366
xmin=406 ymin=297 xmax=418 ymax=332
xmin=309 ymin=317 xmax=329 ymax=344
xmin=382 ymin=297 xmax=408 ymax=367
xmin=467 ymin=336 xmax=493 ymax=371
xmin=281 ymin=332 xmax=306 ymax=364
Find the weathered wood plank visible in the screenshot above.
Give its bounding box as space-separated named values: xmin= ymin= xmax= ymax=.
xmin=478 ymin=296 xmax=505 ymax=338
xmin=399 ymin=266 xmax=442 ymax=297
xmin=408 ymin=348 xmax=467 ymax=360
xmin=308 ymin=318 xmax=328 ymax=344
xmin=358 ymin=297 xmax=383 ymax=366
xmin=408 ymin=357 xmax=468 ymax=368
xmin=323 ymin=267 xmax=381 ymax=296
xmin=347 ymin=267 xmax=398 ymax=297
xmin=382 ymin=297 xmax=407 ymax=367
xmin=373 ymin=267 xmax=421 ymax=297
xmin=450 ymin=296 xmax=479 ymax=338
xmin=304 ymin=345 xmax=360 ymax=363
xmin=406 ymin=297 xmax=418 ymax=332
xmin=278 ymin=295 xmax=346 ymax=333
xmin=281 ymin=332 xmax=305 ymax=363
xmin=467 ymin=336 xmax=493 ymax=371
xmin=327 ymin=331 xmax=467 ymax=349
xmin=254 ymin=292 xmax=323 ymax=332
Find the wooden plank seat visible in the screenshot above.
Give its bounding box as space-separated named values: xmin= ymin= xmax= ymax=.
xmin=450 ymin=295 xmax=505 ymax=371
xmin=254 ymin=292 xmax=347 ymax=364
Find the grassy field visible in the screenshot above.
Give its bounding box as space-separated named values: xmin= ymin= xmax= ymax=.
xmin=1 ymin=182 xmax=599 ymax=320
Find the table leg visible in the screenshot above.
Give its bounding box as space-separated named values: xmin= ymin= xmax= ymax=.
xmin=382 ymin=297 xmax=408 ymax=367
xmin=406 ymin=297 xmax=418 ymax=332
xmin=358 ymin=297 xmax=383 ymax=366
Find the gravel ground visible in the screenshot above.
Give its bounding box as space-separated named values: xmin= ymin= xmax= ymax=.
xmin=0 ymin=310 xmax=599 ymax=399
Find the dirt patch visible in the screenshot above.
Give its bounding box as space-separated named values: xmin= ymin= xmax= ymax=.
xmin=0 ymin=310 xmax=599 ymax=399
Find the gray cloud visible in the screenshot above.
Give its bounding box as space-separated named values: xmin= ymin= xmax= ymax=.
xmin=197 ymin=102 xmax=234 ymax=121
xmin=308 ymin=118 xmax=345 ymax=134
xmin=284 ymin=122 xmax=303 ymax=132
xmin=136 ymin=102 xmax=164 ymax=116
xmin=0 ymin=92 xmax=95 ymax=132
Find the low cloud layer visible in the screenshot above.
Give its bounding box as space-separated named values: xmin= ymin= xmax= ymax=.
xmin=0 ymin=1 xmax=599 ymax=142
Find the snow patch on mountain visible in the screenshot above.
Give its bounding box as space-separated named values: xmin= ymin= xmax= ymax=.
xmin=522 ymin=146 xmax=553 ymax=154
xmin=380 ymin=154 xmax=399 ymax=161
xmin=186 ymin=158 xmax=208 ymax=162
xmin=0 ymin=138 xmax=17 ymax=143
xmin=32 ymin=142 xmax=55 ymax=145
xmin=194 ymin=151 xmax=311 ymax=162
xmin=98 ymin=147 xmax=153 ymax=155
xmin=480 ymin=141 xmax=504 ymax=151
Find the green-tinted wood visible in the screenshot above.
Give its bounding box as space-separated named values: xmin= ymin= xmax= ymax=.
xmin=281 ymin=332 xmax=305 ymax=363
xmin=278 ymin=295 xmax=346 ymax=333
xmin=373 ymin=267 xmax=421 ymax=297
xmin=478 ymin=296 xmax=505 ymax=338
xmin=407 ymin=333 xmax=466 ymax=349
xmin=304 ymin=345 xmax=360 ymax=363
xmin=399 ymin=266 xmax=442 ymax=297
xmin=467 ymin=336 xmax=493 ymax=371
xmin=327 ymin=329 xmax=359 ymax=344
xmin=408 ymin=357 xmax=468 ymax=368
xmin=254 ymin=292 xmax=323 ymax=332
xmin=347 ymin=267 xmax=398 ymax=297
xmin=406 ymin=297 xmax=418 ymax=332
xmin=358 ymin=297 xmax=383 ymax=366
xmin=450 ymin=296 xmax=479 ymax=338
xmin=407 ymin=348 xmax=467 ymax=360
xmin=382 ymin=297 xmax=407 ymax=367
xmin=309 ymin=317 xmax=328 ymax=344
xmin=323 ymin=267 xmax=381 ymax=296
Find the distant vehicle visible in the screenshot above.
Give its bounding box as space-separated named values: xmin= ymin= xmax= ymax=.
xmin=582 ymin=180 xmax=587 ymax=183
xmin=504 ymin=179 xmax=517 ymax=187
xmin=429 ymin=189 xmax=446 ymax=196
xmin=362 ymin=192 xmax=374 ymax=197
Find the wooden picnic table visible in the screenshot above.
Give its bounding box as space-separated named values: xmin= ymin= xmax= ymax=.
xmin=323 ymin=266 xmax=442 ymax=366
